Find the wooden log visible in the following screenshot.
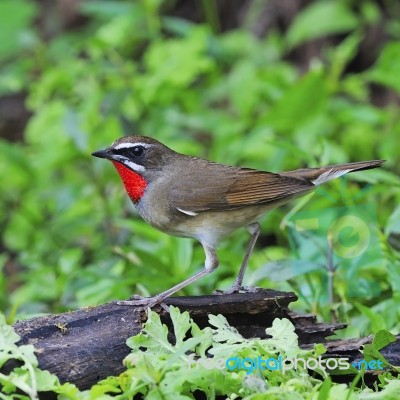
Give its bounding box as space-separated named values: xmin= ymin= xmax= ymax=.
xmin=7 ymin=289 xmax=336 ymax=389
xmin=6 ymin=289 xmax=398 ymax=393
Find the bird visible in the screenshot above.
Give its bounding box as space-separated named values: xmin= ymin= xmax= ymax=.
xmin=92 ymin=135 xmax=384 ymax=308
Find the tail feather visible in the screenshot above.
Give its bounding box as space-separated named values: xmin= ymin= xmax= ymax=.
xmin=281 ymin=160 xmax=385 ymax=186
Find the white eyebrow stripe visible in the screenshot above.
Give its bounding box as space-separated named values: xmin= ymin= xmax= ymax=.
xmin=114 ymin=142 xmax=151 ymax=150
xmin=124 ymin=160 xmax=145 ymax=172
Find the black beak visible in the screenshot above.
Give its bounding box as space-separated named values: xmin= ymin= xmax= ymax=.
xmin=91 ymin=149 xmax=112 ymax=159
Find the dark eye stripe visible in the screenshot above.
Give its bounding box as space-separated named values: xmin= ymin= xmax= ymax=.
xmin=115 ymin=145 xmax=145 ymax=158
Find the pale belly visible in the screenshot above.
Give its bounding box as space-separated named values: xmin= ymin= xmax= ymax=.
xmin=172 ymin=208 xmax=265 ymax=247
xmin=136 ymin=198 xmax=270 ymax=248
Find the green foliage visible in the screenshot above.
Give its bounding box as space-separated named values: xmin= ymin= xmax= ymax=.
xmin=361 ymin=329 xmax=398 ymax=372
xmin=1 ymin=309 xmax=400 ymax=399
xmin=366 ymin=42 xmax=400 ymax=94
xmin=0 ymin=313 xmax=78 ymax=399
xmin=0 ymin=0 xmax=38 ymax=94
xmin=286 ymin=1 xmax=359 ymax=49
xmin=0 ymin=0 xmax=37 ymax=58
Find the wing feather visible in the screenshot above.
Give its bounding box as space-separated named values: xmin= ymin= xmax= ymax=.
xmin=168 ymin=160 xmax=313 ymax=213
xmin=168 ymin=158 xmax=383 ymax=214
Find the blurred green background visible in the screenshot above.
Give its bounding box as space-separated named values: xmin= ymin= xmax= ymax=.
xmin=0 ymin=0 xmax=399 ymax=338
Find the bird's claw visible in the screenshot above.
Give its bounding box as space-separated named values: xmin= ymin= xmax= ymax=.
xmin=213 ymin=285 xmax=260 ymax=295
xmin=117 ymin=295 xmax=169 ymax=312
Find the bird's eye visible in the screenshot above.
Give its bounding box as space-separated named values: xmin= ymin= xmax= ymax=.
xmin=132 ymin=146 xmax=144 ymax=157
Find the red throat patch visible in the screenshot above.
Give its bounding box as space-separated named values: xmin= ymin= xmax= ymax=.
xmin=111 ymin=161 xmax=147 ymax=203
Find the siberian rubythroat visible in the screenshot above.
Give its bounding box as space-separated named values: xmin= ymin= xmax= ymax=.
xmin=92 ymin=136 xmax=383 ymax=307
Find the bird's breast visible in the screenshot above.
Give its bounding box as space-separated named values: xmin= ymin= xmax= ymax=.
xmin=112 ymin=161 xmax=147 ymax=203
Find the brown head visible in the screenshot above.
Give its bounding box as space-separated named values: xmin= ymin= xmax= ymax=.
xmin=91 ymin=135 xmax=178 ymax=202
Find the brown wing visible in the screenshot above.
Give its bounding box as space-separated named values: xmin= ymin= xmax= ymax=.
xmin=168 ymin=158 xmax=314 ymax=213
xmin=225 ymin=168 xmax=313 ymax=208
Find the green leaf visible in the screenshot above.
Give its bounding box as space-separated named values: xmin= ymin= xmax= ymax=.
xmin=0 ymin=0 xmax=38 ymax=59
xmin=191 ymin=321 xmax=213 ymax=358
xmin=170 ymin=306 xmax=191 ymax=346
xmin=127 ymin=309 xmax=173 ymax=353
xmin=367 ymin=42 xmax=400 ymax=94
xmin=355 ymin=303 xmax=386 ymax=332
xmin=362 ymin=344 xmax=390 ymax=367
xmin=373 ymin=330 xmax=396 ymax=351
xmin=34 ymin=369 xmax=61 ymax=393
xmin=317 ymin=377 xmax=332 ymax=400
xmin=370 ymin=379 xmax=400 ymax=399
xmin=79 ymin=0 xmax=135 ymax=18
xmin=0 ymin=313 xmax=20 ymax=349
xmin=208 ymin=314 xmax=244 ymax=344
xmin=262 ymin=70 xmax=329 ymax=131
xmin=169 ymin=237 xmax=193 ymax=274
xmin=252 ymin=259 xmax=323 ymax=282
xmin=361 ymin=329 xmax=395 ymax=370
xmin=328 ymin=31 xmax=363 ymax=83
xmin=314 ymin=343 xmax=327 ymax=357
xmin=385 ymin=206 xmax=400 ymax=235
xmin=287 ymin=1 xmax=358 ymax=49
xmin=265 ymin=318 xmax=299 ymax=357
xmin=165 ymin=337 xmax=203 ymax=369
xmin=0 ymin=316 xmax=77 ymax=399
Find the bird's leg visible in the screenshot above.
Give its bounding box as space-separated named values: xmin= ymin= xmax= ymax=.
xmin=118 ymin=243 xmax=219 ymax=308
xmin=234 ymin=222 xmax=260 ymax=289
xmin=214 ymin=222 xmax=260 ymax=295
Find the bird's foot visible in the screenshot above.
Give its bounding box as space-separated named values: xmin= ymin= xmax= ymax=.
xmin=117 ymin=295 xmax=169 ymax=311
xmin=213 ymin=285 xmax=260 ymax=295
